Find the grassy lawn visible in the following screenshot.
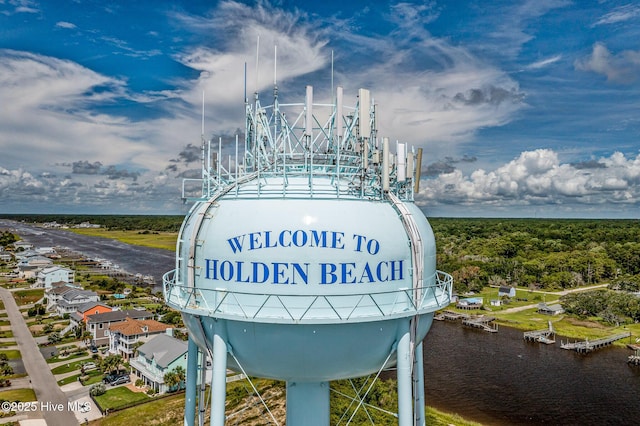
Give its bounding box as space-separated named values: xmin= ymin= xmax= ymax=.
xmin=51 ymin=359 xmax=87 ymax=374
xmin=12 ymin=289 xmax=44 ymax=306
xmin=46 ymin=350 xmax=90 ymax=364
xmin=0 ymin=388 xmax=37 ymax=402
xmin=93 ymin=386 xmax=151 ymax=412
xmin=57 ymin=373 xmax=81 ymax=386
xmin=69 ymin=228 xmax=177 ymax=251
xmin=86 ymin=385 xmax=481 ymax=426
xmin=443 ymin=285 xmax=640 ymax=347
xmin=0 ymin=350 xmax=20 ymax=360
xmin=89 ymin=392 xmax=184 ymax=425
xmin=0 ymin=330 xmax=13 ymax=338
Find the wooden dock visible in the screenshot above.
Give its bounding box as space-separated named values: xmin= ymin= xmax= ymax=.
xmin=560 ymin=332 xmax=631 ymax=353
xmin=435 ymin=310 xmax=470 ymax=321
xmin=524 ymin=321 xmax=556 ymax=344
xmin=462 ymin=316 xmax=498 ymax=333
xmin=524 ymin=329 xmax=555 ymax=344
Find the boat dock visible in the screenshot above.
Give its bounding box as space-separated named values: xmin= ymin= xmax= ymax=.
xmin=524 ymin=329 xmax=556 ymax=344
xmin=524 ymin=321 xmax=556 ymax=344
xmin=462 ymin=316 xmax=498 ymax=333
xmin=435 ymin=310 xmax=469 ymax=321
xmin=561 ymin=332 xmax=631 ymax=353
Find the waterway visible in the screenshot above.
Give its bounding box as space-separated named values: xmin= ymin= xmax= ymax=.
xmin=3 ymin=219 xmax=639 ymax=424
xmin=423 ymin=320 xmax=640 ymax=425
xmin=1 ymin=219 xmax=174 ymax=292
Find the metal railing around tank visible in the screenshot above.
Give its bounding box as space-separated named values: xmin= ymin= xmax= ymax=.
xmin=162 ymin=269 xmax=452 ymax=324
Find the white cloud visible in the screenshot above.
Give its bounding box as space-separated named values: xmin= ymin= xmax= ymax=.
xmin=575 ymin=42 xmax=640 ymax=84
xmin=419 ymin=150 xmax=640 ymax=209
xmin=526 ymin=55 xmax=562 ymax=70
xmin=593 ymin=4 xmax=640 ymax=27
xmin=55 ymin=21 xmax=76 ymax=29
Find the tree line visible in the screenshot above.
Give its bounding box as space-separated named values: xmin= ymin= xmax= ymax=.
xmin=0 ymin=214 xmax=184 ymax=232
xmin=430 ymin=218 xmax=640 ymax=293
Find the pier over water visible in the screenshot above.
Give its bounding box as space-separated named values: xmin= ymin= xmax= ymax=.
xmin=560 ymin=332 xmax=631 ymax=353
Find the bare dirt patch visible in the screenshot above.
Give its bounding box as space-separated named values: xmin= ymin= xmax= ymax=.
xmin=564 ymin=317 xmax=608 ymax=329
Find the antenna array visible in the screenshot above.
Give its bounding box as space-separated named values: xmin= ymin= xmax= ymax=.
xmin=183 ymin=86 xmax=422 ymax=203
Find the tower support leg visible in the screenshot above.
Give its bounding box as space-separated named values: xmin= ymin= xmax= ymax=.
xmin=415 ymin=342 xmax=425 ymax=426
xmin=184 ymin=337 xmax=199 ymax=426
xmin=210 ymin=330 xmax=227 ymax=426
xmin=286 ymin=381 xmax=330 ymax=426
xmin=397 ymin=328 xmax=412 ymax=426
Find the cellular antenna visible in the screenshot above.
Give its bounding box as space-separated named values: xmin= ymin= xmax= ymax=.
xmin=255 ymin=35 xmax=260 ymax=94
xmin=244 ymin=62 xmax=247 ymax=104
xmin=331 ymin=50 xmax=334 ymax=100
xmin=201 ymin=91 xmax=205 ymax=137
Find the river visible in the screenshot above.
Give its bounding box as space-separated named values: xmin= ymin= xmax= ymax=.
xmin=423 ymin=320 xmax=640 ymax=425
xmin=3 ymin=219 xmax=639 ymax=425
xmin=1 ymin=219 xmax=174 ymax=292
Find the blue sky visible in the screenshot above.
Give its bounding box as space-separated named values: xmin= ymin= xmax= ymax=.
xmin=1 ymin=0 xmax=639 ymax=218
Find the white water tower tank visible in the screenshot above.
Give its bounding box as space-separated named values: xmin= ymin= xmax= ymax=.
xmin=164 ymin=85 xmax=452 ymax=426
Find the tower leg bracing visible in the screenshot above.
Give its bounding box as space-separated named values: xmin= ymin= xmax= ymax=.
xmin=286 ymin=381 xmax=330 ymax=426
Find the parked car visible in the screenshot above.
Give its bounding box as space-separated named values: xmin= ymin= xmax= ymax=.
xmin=82 ymin=362 xmax=97 ymax=371
xmin=103 ymin=370 xmax=129 ymax=384
xmin=90 ymin=345 xmax=98 ymax=354
xmin=109 ymin=375 xmax=130 ymax=386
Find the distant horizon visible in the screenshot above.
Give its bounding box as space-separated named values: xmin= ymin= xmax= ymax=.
xmin=1 ymin=210 xmax=638 ymax=221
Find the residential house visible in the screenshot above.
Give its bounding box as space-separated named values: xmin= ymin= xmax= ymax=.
xmin=46 ymin=282 xmax=81 ymax=311
xmin=12 ymin=241 xmax=33 ymax=251
xmin=498 ymin=286 xmax=516 ymax=298
xmin=69 ymin=302 xmax=113 ymax=330
xmin=86 ymin=309 xmax=154 ymax=347
xmin=538 ymin=303 xmax=565 ymax=316
xmin=457 ymin=297 xmax=483 ymax=310
xmin=107 ymin=317 xmax=172 ymax=360
xmin=36 ymin=265 xmax=74 ymax=289
xmin=15 ymin=255 xmax=53 ymax=279
xmin=55 ymin=289 xmax=100 ymax=317
xmin=130 ymin=334 xmax=188 ymax=394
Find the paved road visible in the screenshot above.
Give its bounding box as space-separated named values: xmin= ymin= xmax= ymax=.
xmin=499 ymin=283 xmax=609 ymax=314
xmin=0 ymin=287 xmax=80 ymax=426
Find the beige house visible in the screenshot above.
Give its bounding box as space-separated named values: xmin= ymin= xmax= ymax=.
xmin=107 ymin=317 xmax=173 ymax=360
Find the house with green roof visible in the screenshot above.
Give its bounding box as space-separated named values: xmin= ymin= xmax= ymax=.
xmin=129 ymin=333 xmax=188 ymax=393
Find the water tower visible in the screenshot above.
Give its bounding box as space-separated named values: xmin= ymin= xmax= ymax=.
xmin=163 ymin=82 xmax=452 ymax=425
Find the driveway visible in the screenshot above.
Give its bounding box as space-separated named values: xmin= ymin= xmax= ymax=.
xmin=0 ymin=287 xmax=79 ymax=426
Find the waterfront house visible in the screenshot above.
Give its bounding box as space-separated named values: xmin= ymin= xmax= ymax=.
xmin=107 ymin=317 xmax=173 ymax=360
xmin=86 ymin=309 xmax=154 ymax=347
xmin=538 ymin=303 xmax=565 ymax=316
xmin=12 ymin=241 xmax=33 ymax=251
xmin=36 ymin=265 xmax=74 ymax=289
xmin=15 ymin=255 xmax=53 ymax=279
xmin=457 ymin=297 xmax=483 ymax=310
xmin=130 ymin=333 xmax=188 ymax=394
